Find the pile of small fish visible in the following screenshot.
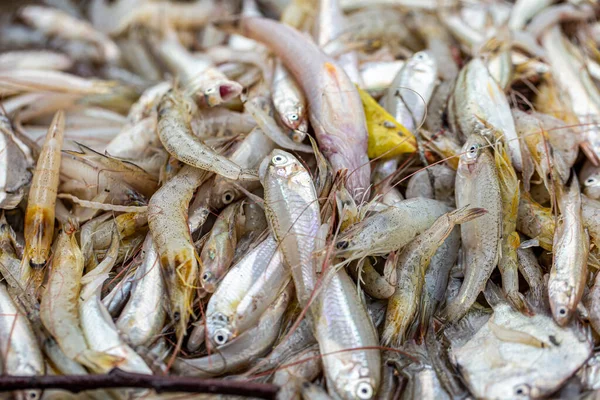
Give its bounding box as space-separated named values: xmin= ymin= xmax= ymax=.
xmin=1 ymin=0 xmax=600 ymax=399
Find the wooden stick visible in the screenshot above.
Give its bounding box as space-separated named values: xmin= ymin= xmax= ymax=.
xmin=0 ymin=369 xmax=279 ymax=399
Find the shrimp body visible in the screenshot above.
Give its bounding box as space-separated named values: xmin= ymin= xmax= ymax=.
xmin=22 ymin=111 xmax=64 ymax=286
xmin=148 ymin=165 xmax=205 ymax=338
xmin=157 ymin=90 xmax=257 ymax=181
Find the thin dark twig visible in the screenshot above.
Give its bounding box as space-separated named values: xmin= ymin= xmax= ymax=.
xmin=0 ymin=369 xmax=279 ymax=399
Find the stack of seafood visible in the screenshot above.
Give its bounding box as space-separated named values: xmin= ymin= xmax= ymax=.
xmin=1 ymin=0 xmax=600 ymax=398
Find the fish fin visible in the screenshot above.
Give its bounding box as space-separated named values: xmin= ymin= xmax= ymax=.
xmin=77 ymin=351 xmax=124 ymax=373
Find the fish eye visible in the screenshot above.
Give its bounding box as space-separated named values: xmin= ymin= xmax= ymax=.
xmin=414 ymin=52 xmax=425 ymax=61
xmin=558 ymin=307 xmax=567 ymax=316
xmin=586 ymin=177 xmax=597 ymax=185
xmin=514 ymin=384 xmax=530 ymax=397
xmin=222 ymin=191 xmax=234 ymax=204
xmin=356 ymin=382 xmax=373 ymax=399
xmin=468 ymin=144 xmax=478 ymax=154
xmin=336 ymin=240 xmax=349 ymax=250
xmin=213 ymin=329 xmax=229 ymax=345
xmin=289 ymin=113 xmax=299 ymax=121
xmin=205 ymin=88 xmax=216 ymax=94
xmin=272 ymin=154 xmax=288 ymax=165
xmin=202 ymin=272 xmax=212 ymax=282
xmin=173 ymin=311 xmax=181 ymax=321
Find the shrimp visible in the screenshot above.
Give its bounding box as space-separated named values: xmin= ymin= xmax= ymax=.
xmin=147 ymin=165 xmax=207 ymax=339
xmin=40 ymin=229 xmax=118 ymax=372
xmin=157 ymin=90 xmax=258 ymax=181
xmin=517 ymin=190 xmax=555 ymax=251
xmin=79 ymin=231 xmax=152 ymax=378
xmin=22 ymin=111 xmax=64 ymax=288
xmin=495 ymin=143 xmax=527 ymax=311
xmin=383 ymin=207 xmax=486 ymax=346
xmin=335 ymin=198 xmax=450 ymax=260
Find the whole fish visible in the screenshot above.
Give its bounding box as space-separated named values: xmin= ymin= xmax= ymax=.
xmin=548 ymin=178 xmax=589 ymax=325
xmin=260 ymin=149 xmax=320 ymax=307
xmin=445 ymin=135 xmax=502 ymax=322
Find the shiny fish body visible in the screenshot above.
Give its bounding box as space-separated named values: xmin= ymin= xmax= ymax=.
xmin=272 ymin=59 xmax=308 ymax=136
xmin=313 ymin=269 xmax=380 ymax=400
xmin=174 ymin=283 xmax=292 ymax=377
xmin=336 ymin=198 xmax=450 ymax=258
xmin=445 ymin=135 xmax=502 ymax=322
xmin=116 ymin=234 xmax=166 ymax=347
xmin=449 ymin=58 xmax=524 ymax=172
xmin=384 ymin=51 xmax=437 ymax=133
xmin=0 ymin=283 xmax=44 ymax=400
xmin=205 ymin=235 xmax=279 ymax=347
xmin=200 ymin=201 xmax=244 ymax=292
xmin=548 ymin=178 xmax=589 ymax=325
xmin=260 ymin=149 xmax=320 ymax=307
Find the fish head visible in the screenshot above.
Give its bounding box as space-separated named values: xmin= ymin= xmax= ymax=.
xmin=200 ymin=269 xmax=217 ymax=293
xmin=583 ymin=173 xmax=600 ymax=200
xmin=460 ymin=135 xmax=487 ymax=163
xmin=259 ymin=149 xmax=306 ymax=184
xmin=201 ymin=80 xmax=243 ymax=107
xmin=458 ymin=134 xmax=490 ymax=175
xmin=406 ymin=50 xmax=437 ymax=77
xmin=548 ymin=280 xmax=575 ymax=326
xmin=206 ymin=312 xmax=233 ymax=348
xmin=334 ymin=365 xmax=378 ymax=400
xmin=15 ymin=389 xmax=42 ymax=400
xmin=484 ymin=375 xmax=537 ymax=400
xmin=280 ymin=103 xmax=306 ymax=132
